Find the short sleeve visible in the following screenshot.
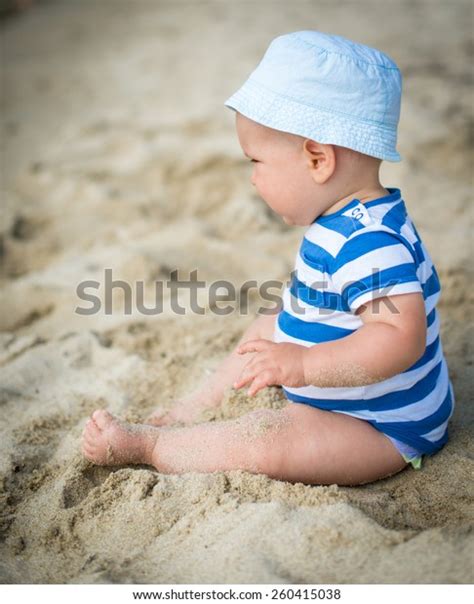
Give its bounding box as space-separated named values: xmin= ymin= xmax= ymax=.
xmin=330 ymin=229 xmax=423 ymax=313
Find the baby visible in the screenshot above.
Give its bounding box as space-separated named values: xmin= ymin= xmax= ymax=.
xmin=82 ymin=31 xmax=455 ymax=486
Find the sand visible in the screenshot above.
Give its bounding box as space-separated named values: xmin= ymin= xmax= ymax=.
xmin=0 ymin=0 xmax=473 ymax=584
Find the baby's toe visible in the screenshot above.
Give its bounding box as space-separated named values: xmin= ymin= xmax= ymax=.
xmin=82 ymin=431 xmax=98 ymax=450
xmin=82 ymin=441 xmax=96 ymax=460
xmin=92 ymin=409 xmax=114 ymax=429
xmin=84 ymin=418 xmax=101 ymax=439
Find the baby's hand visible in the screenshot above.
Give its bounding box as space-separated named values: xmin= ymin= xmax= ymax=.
xmin=233 ymin=339 xmax=307 ymax=396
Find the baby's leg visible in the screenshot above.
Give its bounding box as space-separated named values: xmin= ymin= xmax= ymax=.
xmin=83 ymin=403 xmax=408 ymax=486
xmin=146 ymin=311 xmax=279 ymax=426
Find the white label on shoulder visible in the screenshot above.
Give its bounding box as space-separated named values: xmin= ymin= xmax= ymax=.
xmin=342 ymin=202 xmax=372 ymax=227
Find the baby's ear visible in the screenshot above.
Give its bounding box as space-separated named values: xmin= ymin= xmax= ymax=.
xmin=303 ymin=140 xmax=336 ymax=183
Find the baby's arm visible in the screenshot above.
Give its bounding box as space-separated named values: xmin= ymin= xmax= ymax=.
xmin=234 ymin=292 xmax=427 ymax=394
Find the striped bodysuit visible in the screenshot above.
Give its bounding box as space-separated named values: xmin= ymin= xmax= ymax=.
xmin=273 ymin=188 xmax=455 ymax=469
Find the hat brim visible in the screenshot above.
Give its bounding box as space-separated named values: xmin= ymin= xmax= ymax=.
xmin=225 ymin=79 xmax=401 ymax=162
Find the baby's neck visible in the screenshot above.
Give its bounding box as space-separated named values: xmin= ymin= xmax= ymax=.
xmin=322 ymin=185 xmax=390 ymax=216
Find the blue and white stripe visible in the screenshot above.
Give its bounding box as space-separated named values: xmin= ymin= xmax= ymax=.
xmin=274 ymin=188 xmax=454 ymax=456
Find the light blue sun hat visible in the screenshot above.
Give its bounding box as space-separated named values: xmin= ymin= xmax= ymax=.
xmin=225 ymin=31 xmax=402 ymax=162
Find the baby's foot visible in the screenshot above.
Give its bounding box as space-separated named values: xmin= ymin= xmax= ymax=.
xmin=82 ymin=410 xmax=158 ymax=466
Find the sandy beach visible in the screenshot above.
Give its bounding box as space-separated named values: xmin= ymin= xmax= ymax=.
xmin=0 ymin=0 xmax=473 ymax=583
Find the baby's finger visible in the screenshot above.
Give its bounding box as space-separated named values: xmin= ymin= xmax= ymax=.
xmin=237 ymin=339 xmax=273 ymax=355
xmin=233 ymin=372 xmax=254 ymax=390
xmin=234 ymin=364 xmax=263 ymax=389
xmin=247 ymin=370 xmax=274 ymax=396
xmin=233 ymin=359 xmax=267 ymax=389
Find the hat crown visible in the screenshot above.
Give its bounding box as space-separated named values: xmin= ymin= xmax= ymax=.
xmin=225 ymin=30 xmax=403 ymax=161
xmin=251 ymin=31 xmax=402 ymax=127
xmin=279 ymin=31 xmax=399 ymax=69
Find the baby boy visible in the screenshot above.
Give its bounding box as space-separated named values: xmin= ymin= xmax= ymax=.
xmin=82 ymin=31 xmax=454 ymax=486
